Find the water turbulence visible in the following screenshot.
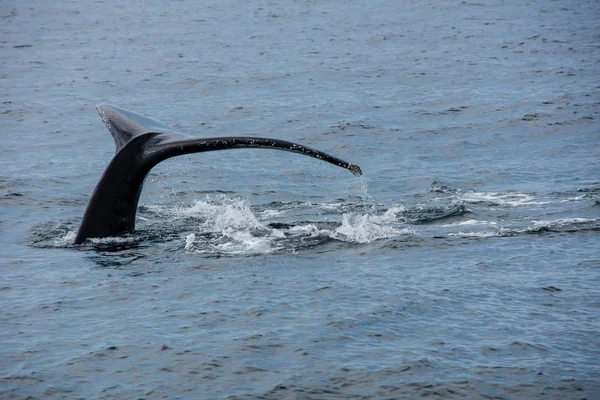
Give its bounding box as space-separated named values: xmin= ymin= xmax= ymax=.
xmin=37 ymin=105 xmax=597 ymax=254
xmin=30 ymin=179 xmax=599 ymax=254
xmin=149 ymin=194 xmax=409 ymax=256
xmin=181 ymin=197 xmax=285 ymax=256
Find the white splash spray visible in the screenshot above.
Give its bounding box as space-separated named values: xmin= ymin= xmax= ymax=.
xmin=178 ymin=195 xmax=407 ymax=255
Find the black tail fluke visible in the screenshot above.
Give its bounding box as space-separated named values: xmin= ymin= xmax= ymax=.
xmin=75 ymin=105 xmax=362 ymax=244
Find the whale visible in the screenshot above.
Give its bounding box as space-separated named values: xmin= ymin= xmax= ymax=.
xmin=74 ymin=105 xmax=362 ymax=244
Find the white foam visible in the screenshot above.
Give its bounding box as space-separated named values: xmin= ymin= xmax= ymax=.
xmin=56 ymin=230 xmax=77 ymax=246
xmin=288 ymin=224 xmax=322 ymax=236
xmin=316 ymin=202 xmax=344 ymax=211
xmin=259 ymin=209 xmax=287 ymax=218
xmin=368 ymin=206 xmax=406 ymax=224
xmin=180 ymin=196 xmax=284 ymax=255
xmin=175 ymin=196 xmax=409 ymax=253
xmin=447 ymin=231 xmax=503 ymax=238
xmin=199 ymin=201 xmax=263 ymax=232
xmin=441 ymin=219 xmax=497 ymax=227
xmin=459 ymin=191 xmax=550 ymax=207
xmin=212 ymin=229 xmax=284 ymax=255
xmin=559 ymin=195 xmax=586 ymax=202
xmin=88 ymin=235 xmax=137 ymax=244
xmin=185 ymin=233 xmax=196 ymax=250
xmin=287 ymin=207 xmax=408 ymax=244
xmin=532 ymin=217 xmax=594 ymax=228
xmin=333 ymin=213 xmax=404 ymax=243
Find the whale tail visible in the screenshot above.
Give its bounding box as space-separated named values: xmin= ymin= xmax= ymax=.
xmin=74 ymin=105 xmax=362 ymax=244
xmin=97 ymin=104 xmax=177 ymax=151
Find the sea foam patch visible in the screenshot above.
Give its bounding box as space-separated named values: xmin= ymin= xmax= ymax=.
xmin=181 ymin=196 xmax=408 ymax=254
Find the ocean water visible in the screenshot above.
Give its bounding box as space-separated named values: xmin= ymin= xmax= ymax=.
xmin=1 ymin=0 xmax=599 ymax=399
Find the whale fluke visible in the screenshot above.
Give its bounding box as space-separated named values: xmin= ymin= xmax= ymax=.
xmin=74 ymin=105 xmax=362 ymax=244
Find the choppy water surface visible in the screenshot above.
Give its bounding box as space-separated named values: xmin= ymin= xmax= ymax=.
xmin=2 ymin=0 xmax=600 ymax=398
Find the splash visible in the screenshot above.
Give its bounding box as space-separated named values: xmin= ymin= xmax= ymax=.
xmin=333 ymin=212 xmax=407 ymax=243
xmin=179 ymin=195 xmax=407 ymax=255
xmin=357 ymin=175 xmax=375 ymax=204
xmin=287 ymin=207 xmax=408 ymax=244
xmin=58 ymin=230 xmax=77 ymax=245
xmin=34 ymin=195 xmax=407 ymax=254
xmin=180 ymin=196 xmax=284 ymax=255
xmin=184 ymin=233 xmax=196 ymax=250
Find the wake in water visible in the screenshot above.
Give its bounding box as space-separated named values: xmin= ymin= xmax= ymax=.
xmin=29 ymin=182 xmax=599 ymax=255
xmin=424 ymin=182 xmax=600 ymax=238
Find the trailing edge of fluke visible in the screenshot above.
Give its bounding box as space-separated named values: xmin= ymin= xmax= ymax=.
xmin=74 ymin=105 xmax=362 ymax=244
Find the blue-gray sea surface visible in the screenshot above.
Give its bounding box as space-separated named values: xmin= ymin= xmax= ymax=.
xmin=1 ymin=0 xmax=599 ymax=399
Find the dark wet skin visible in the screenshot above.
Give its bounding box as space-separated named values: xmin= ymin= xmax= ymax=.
xmin=75 ymin=105 xmax=362 ymax=244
